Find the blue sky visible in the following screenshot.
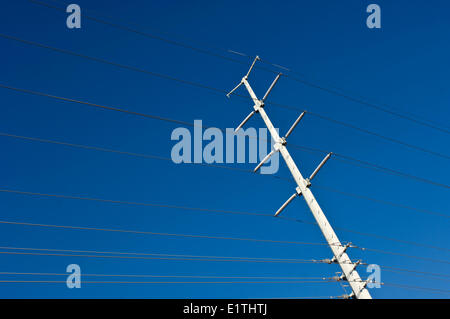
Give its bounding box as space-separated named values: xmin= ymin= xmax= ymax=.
xmin=0 ymin=0 xmax=449 ymax=298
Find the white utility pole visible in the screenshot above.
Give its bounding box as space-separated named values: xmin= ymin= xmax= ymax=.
xmin=227 ymin=56 xmax=372 ymax=299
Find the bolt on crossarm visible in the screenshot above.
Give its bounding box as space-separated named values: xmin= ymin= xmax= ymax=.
xmin=226 ymin=56 xmax=372 ymax=299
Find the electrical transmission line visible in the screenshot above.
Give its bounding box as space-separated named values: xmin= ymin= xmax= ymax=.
xmin=2 ymin=129 xmax=450 ymax=207
xmin=1 ymin=218 xmax=450 ymax=265
xmin=0 ymin=33 xmax=449 ymax=161
xmin=1 ymin=83 xmax=449 ymax=190
xmin=0 ymin=272 xmax=329 ymax=280
xmin=2 ymin=245 xmax=450 ymax=284
xmin=0 ymin=246 xmax=325 ymax=262
xmin=1 ymin=9 xmax=449 ymax=298
xmin=1 ymin=186 xmax=449 ymax=253
xmin=1 ymin=247 xmax=449 ymax=296
xmin=1 ymin=244 xmax=449 ymax=279
xmin=29 ymin=0 xmax=450 ymax=135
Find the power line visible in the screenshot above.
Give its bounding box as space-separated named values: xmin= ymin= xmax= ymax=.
xmin=0 ymin=251 xmax=321 ymax=264
xmin=382 ymin=282 xmax=450 ymax=296
xmin=305 ymin=111 xmax=450 ymax=160
xmin=0 ymin=271 xmax=328 ymax=280
xmin=1 ymin=245 xmax=449 ymax=283
xmin=356 ymin=246 xmax=450 ymax=266
xmin=0 ymin=188 xmax=275 ymax=219
xmin=1 ymin=277 xmax=447 ymax=297
xmin=2 ymin=256 xmax=449 ymax=296
xmin=313 ymin=184 xmax=450 ymax=220
xmin=1 ymin=82 xmax=449 ymax=190
xmin=381 ymin=268 xmax=450 ymax=284
xmin=5 ymin=2 xmax=449 ymax=298
xmin=2 ymin=127 xmax=450 ymax=215
xmin=289 ymin=143 xmax=450 ymax=190
xmin=0 ymin=280 xmax=337 ymax=284
xmin=0 ymin=219 xmax=335 ymax=247
xmin=1 ymin=133 xmax=449 ymax=252
xmin=0 ymin=33 xmax=231 ymax=97
xmin=380 ymin=265 xmax=450 ymax=280
xmin=29 ymin=0 xmax=450 ymax=135
xmin=225 ymin=57 xmax=449 ymax=298
xmin=276 ymin=74 xmax=450 ymax=135
xmin=0 ymin=246 xmax=318 ymax=262
xmin=1 ymin=215 xmax=450 ymax=265
xmin=2 ymin=180 xmax=450 ymax=254
xmin=1 ymin=185 xmax=449 ymax=255
xmin=0 ymin=131 xmax=284 ymax=180
xmin=1 ymin=33 xmax=449 ymax=161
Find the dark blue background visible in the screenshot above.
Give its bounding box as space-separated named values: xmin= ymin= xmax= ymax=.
xmin=0 ymin=0 xmax=449 ymax=298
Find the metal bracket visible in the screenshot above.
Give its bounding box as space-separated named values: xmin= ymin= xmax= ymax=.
xmin=308 ymin=152 xmax=333 ymax=182
xmin=254 ymin=149 xmax=277 ymax=172
xmin=261 ymin=73 xmax=282 ymax=103
xmin=284 ymin=111 xmax=306 ymax=139
xmin=332 ymin=242 xmax=352 ymax=262
xmin=331 ymin=272 xmax=346 ymax=282
xmin=274 ymin=186 xmax=302 ymax=217
xmin=226 ymin=56 xmax=260 ymax=98
xmin=348 ymin=260 xmax=362 ymax=276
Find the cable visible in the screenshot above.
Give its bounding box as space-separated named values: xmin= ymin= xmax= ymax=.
xmin=0 ymin=250 xmax=323 ymax=264
xmin=0 ymin=33 xmax=232 ymax=98
xmin=2 ymin=133 xmax=450 ymax=253
xmin=331 ymin=153 xmax=450 ymax=189
xmin=1 ymin=83 xmax=449 ymax=190
xmin=1 ymin=218 xmax=450 ymax=266
xmin=1 ymin=186 xmax=450 ymax=254
xmin=0 ymin=246 xmax=318 ymax=262
xmin=278 ymin=74 xmax=450 ymax=135
xmin=0 ymin=219 xmax=335 ymax=247
xmin=382 ymin=282 xmax=450 ymax=296
xmin=0 ymin=280 xmax=337 ymax=284
xmin=29 ymin=0 xmax=450 ymax=135
xmin=0 ymin=188 xmax=276 ymax=219
xmin=313 ymin=185 xmax=450 ymax=220
xmin=380 ymin=265 xmax=450 ymax=280
xmin=1 ymin=245 xmax=449 ymax=284
xmin=6 ymin=1 xmax=450 ymax=298
xmin=1 ymin=33 xmax=449 ymax=161
xmin=2 ymin=129 xmax=450 ymax=217
xmin=356 ymin=246 xmax=450 ymax=266
xmin=381 ymin=268 xmax=450 ymax=284
xmin=290 ymin=143 xmax=450 ymax=190
xmin=0 ymin=132 xmax=287 ymax=181
xmin=305 ymin=111 xmax=450 ymax=160
xmin=0 ymin=36 xmax=448 ymax=265
xmin=0 ymin=271 xmax=328 ymax=280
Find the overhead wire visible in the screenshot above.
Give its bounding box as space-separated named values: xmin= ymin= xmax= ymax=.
xmin=0 ymin=33 xmax=449 ymax=162
xmin=0 ymin=220 xmax=336 ymax=247
xmin=28 ymin=0 xmax=450 ymax=135
xmin=1 ymin=83 xmax=449 ymax=190
xmin=1 ymin=218 xmax=449 ymax=266
xmin=1 ymin=185 xmax=450 ymax=254
xmin=0 ymin=272 xmax=328 ymax=280
xmin=0 ymin=0 xmax=445 ymax=298
xmin=0 ymin=245 xmax=449 ymax=283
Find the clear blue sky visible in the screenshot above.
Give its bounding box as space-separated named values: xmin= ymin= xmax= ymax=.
xmin=0 ymin=0 xmax=449 ymax=298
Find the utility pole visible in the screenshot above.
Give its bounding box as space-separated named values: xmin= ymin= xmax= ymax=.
xmin=226 ymin=56 xmax=372 ymax=299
